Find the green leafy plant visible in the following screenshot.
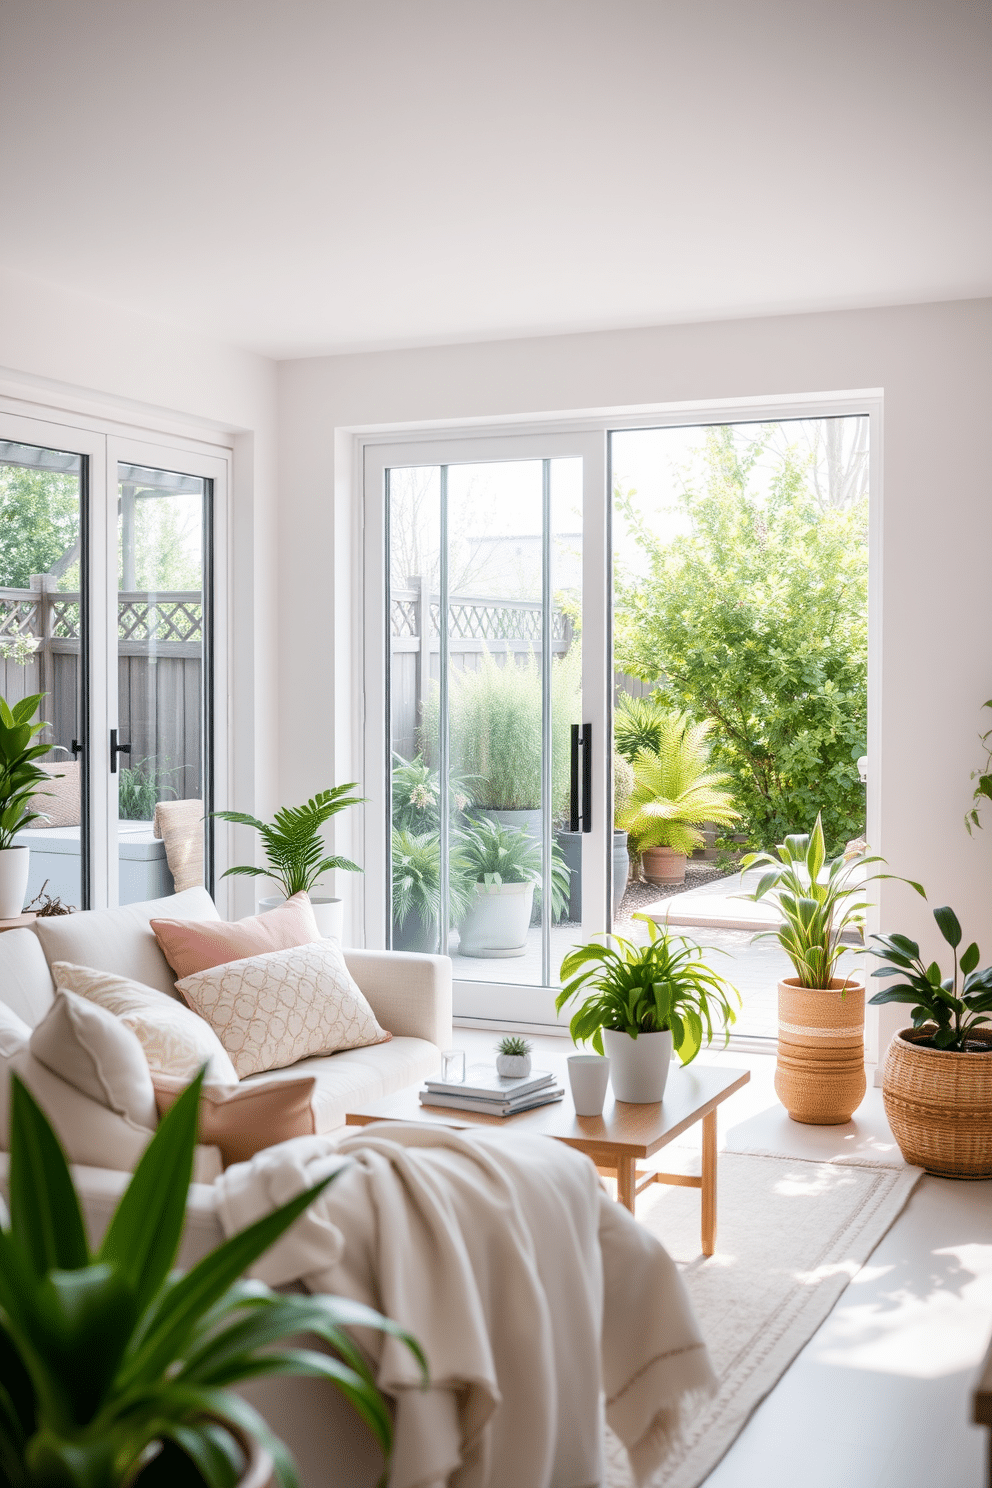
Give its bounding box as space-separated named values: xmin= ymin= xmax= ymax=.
xmin=391 ymin=829 xmax=475 ymax=938
xmin=557 ymin=918 xmax=739 ymax=1064
xmin=496 ymin=1035 xmax=532 ymax=1057
xmin=616 ymin=712 xmax=739 ymax=856
xmin=214 ymin=787 xmax=365 ymax=898
xmin=0 ymin=692 xmax=58 ymax=849
xmin=966 ymin=699 xmax=992 ymax=834
xmin=613 ymin=751 xmax=634 ymax=829
xmin=0 ymin=1069 xmax=425 ymax=1488
xmin=614 ymin=424 xmax=868 ymax=853
xmin=390 ymin=754 xmax=475 ymax=834
xmin=743 ymin=812 xmax=924 ymax=990
xmin=614 ymin=693 xmax=670 ymax=764
xmin=458 ymin=815 xmax=570 ymax=920
xmin=424 ymin=647 xmax=580 ymax=815
xmin=867 ymin=906 xmax=992 ymax=1052
xmin=118 ymin=757 xmax=181 ymax=821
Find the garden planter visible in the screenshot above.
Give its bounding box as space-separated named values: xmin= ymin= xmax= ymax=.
xmin=0 ymin=845 xmax=29 ymax=919
xmin=775 ymin=977 xmax=866 ymax=1124
xmin=457 ymin=880 xmax=535 ymax=958
xmin=613 ymin=830 xmax=630 ymax=914
xmin=259 ymin=893 xmax=343 ymax=941
xmin=881 ymin=1027 xmax=992 ymax=1178
xmin=392 ymin=912 xmax=439 ymax=954
xmin=555 ymin=830 xmax=582 ymax=920
xmin=602 ymin=1028 xmax=673 ymax=1103
xmin=477 ymin=808 xmax=542 ymax=848
xmin=641 ymin=846 xmax=686 ymax=886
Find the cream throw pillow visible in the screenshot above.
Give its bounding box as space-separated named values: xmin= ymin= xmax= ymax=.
xmin=30 ymin=990 xmax=158 ymax=1130
xmin=152 ymin=1072 xmax=317 ymax=1167
xmin=176 ymin=940 xmax=390 ymax=1079
xmin=52 ymin=962 xmax=239 ymax=1084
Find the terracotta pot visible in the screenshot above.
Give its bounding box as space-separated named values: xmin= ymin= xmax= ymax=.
xmin=775 ymin=977 xmax=866 ymax=1125
xmin=641 ymin=846 xmax=686 ymax=886
xmin=881 ymin=1026 xmax=992 ymax=1179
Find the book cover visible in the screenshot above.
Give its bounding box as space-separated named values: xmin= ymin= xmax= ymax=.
xmin=424 ymin=1062 xmax=556 ymax=1100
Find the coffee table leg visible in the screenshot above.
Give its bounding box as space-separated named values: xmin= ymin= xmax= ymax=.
xmin=616 ymin=1155 xmax=637 ymax=1213
xmin=701 ymin=1109 xmax=717 ymax=1256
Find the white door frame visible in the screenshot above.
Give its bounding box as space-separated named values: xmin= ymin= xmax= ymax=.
xmin=363 ymin=429 xmax=609 ymax=1028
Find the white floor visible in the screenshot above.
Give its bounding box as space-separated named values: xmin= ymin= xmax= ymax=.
xmin=453 ymin=1028 xmax=992 ymax=1487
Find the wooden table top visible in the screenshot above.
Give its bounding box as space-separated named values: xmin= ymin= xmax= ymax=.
xmin=0 ymin=913 xmax=37 ymax=934
xmin=346 ymin=1062 xmax=750 ymax=1161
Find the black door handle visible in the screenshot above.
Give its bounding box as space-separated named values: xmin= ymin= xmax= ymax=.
xmin=70 ymin=739 xmax=83 ymax=758
xmin=110 ymin=729 xmax=131 ymax=774
xmin=569 ymin=723 xmax=593 ymax=833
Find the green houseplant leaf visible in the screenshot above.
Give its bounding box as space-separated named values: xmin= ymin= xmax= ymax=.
xmin=867 ymin=904 xmax=992 ymax=1052
xmin=213 ymin=786 xmax=366 ymax=899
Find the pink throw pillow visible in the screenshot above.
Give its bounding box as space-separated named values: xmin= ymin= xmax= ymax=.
xmin=151 ymin=892 xmax=321 ymax=981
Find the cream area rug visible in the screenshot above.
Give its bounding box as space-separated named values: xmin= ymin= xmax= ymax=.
xmin=605 ymin=1151 xmax=922 ymax=1488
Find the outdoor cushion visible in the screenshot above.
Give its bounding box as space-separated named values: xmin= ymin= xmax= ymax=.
xmin=151 ymin=891 xmax=320 ymax=981
xmin=175 ymin=940 xmax=390 ymax=1079
xmin=34 ymin=886 xmax=220 ymax=1000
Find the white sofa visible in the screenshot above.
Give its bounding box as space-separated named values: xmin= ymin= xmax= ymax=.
xmin=0 ymin=885 xmax=453 ymax=1486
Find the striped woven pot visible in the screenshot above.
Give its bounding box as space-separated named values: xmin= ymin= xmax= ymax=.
xmin=775 ymin=977 xmax=866 ymax=1125
xmin=881 ymin=1027 xmax=992 ymax=1179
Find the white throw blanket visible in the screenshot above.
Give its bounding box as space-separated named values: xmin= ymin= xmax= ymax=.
xmin=215 ymin=1125 xmax=715 ymax=1488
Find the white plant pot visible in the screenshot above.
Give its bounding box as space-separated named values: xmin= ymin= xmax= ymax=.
xmin=496 ymin=1053 xmax=532 ymax=1078
xmin=457 ymin=880 xmax=535 ymax=959
xmin=259 ymin=893 xmax=344 ymax=942
xmin=602 ymin=1028 xmax=673 ymax=1103
xmin=0 ymin=845 xmax=30 ymax=919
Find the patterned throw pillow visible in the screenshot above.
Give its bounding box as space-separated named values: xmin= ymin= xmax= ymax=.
xmin=51 ymin=962 xmax=239 ymax=1084
xmin=175 ymin=940 xmax=391 ymax=1079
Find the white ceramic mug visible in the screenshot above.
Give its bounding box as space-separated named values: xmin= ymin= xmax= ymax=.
xmin=567 ymin=1055 xmax=611 ymax=1116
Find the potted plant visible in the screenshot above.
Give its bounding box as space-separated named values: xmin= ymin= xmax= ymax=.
xmin=743 ymin=813 xmax=924 ymax=1125
xmin=391 ymin=828 xmax=475 ymax=953
xmin=557 ymin=918 xmax=739 ymax=1102
xmin=213 ymin=785 xmax=365 ymax=939
xmin=617 ymin=712 xmax=739 ymax=887
xmin=391 ymin=752 xmax=475 ymax=834
xmin=456 ymin=816 xmax=569 ymax=958
xmin=0 ymin=1069 xmax=424 ymax=1487
xmin=867 ymin=905 xmax=992 ymax=1177
xmin=495 ymin=1034 xmax=533 ymax=1078
xmin=612 ymin=750 xmax=634 ymax=916
xmin=0 ymin=692 xmax=57 ymax=919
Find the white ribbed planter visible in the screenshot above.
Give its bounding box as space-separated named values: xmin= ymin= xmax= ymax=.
xmin=602 ymin=1028 xmax=673 ymax=1103
xmin=0 ymin=846 xmax=29 ymax=919
xmin=259 ymin=893 xmax=344 ymax=942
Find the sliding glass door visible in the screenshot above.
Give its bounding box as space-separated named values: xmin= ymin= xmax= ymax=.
xmin=0 ymin=409 xmax=227 ymax=913
xmin=366 ymin=432 xmax=608 ymax=1026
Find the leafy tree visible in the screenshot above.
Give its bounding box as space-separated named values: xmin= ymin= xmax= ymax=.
xmin=614 ymin=426 xmax=867 ymax=854
xmin=0 ymin=467 xmax=79 ymax=589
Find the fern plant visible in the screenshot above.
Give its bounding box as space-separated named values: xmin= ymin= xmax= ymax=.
xmin=613 ymin=692 xmax=670 ymax=763
xmin=391 ymin=829 xmax=475 ymax=937
xmin=213 ymin=786 xmax=365 ymax=898
xmin=458 ymin=816 xmax=571 ymax=920
xmin=617 ymin=713 xmax=739 ymax=855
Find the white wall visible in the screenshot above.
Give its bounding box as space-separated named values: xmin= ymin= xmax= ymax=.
xmin=0 ymin=265 xmax=279 ymax=913
xmin=278 ymin=296 xmax=992 ymax=1050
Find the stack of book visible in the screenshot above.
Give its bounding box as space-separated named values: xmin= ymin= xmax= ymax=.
xmin=420 ymin=1063 xmax=565 ymax=1117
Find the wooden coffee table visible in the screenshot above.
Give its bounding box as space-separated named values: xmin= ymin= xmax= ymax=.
xmin=346 ymin=1063 xmax=749 ymax=1256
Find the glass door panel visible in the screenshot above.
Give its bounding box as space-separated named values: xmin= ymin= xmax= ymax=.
xmin=1 ymin=438 xmax=87 ymax=912
xmin=115 ymin=461 xmax=210 ymax=905
xmin=377 ymin=432 xmax=607 ymax=1026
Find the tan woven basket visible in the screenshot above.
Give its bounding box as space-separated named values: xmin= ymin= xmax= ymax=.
xmin=775 ymin=977 xmax=866 ymax=1125
xmin=881 ymin=1027 xmax=992 ymax=1179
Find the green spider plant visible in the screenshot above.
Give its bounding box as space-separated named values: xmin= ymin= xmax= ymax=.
xmin=557 ymin=918 xmax=740 ymax=1065
xmin=0 ymin=1070 xmax=425 ymax=1488
xmin=213 ymin=786 xmax=365 ymax=898
xmin=867 ymin=905 xmax=992 ymax=1052
xmin=741 ymin=813 xmax=924 ymax=990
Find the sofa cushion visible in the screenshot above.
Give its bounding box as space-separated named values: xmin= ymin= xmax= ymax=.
xmin=0 ymin=927 xmax=56 ymax=1028
xmin=153 ymin=1072 xmax=318 ymax=1166
xmin=176 ymin=940 xmax=390 ymax=1079
xmin=238 ymin=1035 xmax=441 ymax=1133
xmin=52 ymin=962 xmax=239 ymax=1084
xmin=151 ymin=892 xmax=320 ymax=981
xmin=30 ymin=990 xmax=158 ymax=1131
xmin=33 ymin=886 xmax=220 ymax=999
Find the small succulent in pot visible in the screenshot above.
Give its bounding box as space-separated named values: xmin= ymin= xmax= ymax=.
xmin=495 ymin=1035 xmax=533 ymax=1078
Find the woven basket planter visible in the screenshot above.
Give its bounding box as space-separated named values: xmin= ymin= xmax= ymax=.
xmin=775 ymin=978 xmax=866 ymax=1125
xmin=881 ymin=1027 xmax=992 ymax=1179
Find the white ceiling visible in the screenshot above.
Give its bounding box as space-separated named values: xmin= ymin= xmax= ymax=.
xmin=2 ymin=0 xmax=989 ymax=359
